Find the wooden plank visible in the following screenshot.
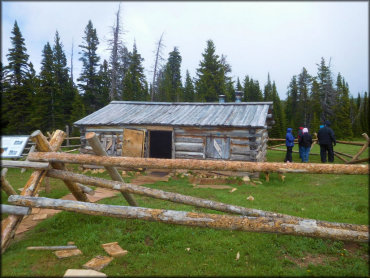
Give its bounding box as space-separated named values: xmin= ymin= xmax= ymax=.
xmin=27 ymin=245 xmax=77 ymax=250
xmin=230 ymin=139 xmax=249 ymax=145
xmin=2 ymin=160 xmax=50 ymax=170
xmin=175 ymin=136 xmax=204 ymax=144
xmin=122 ymin=129 xmax=145 ymax=157
xmin=230 ymin=145 xmax=250 ymax=155
xmin=9 ymin=195 xmax=369 ymax=243
xmin=175 ymin=151 xmax=205 ymax=159
xmin=230 ymin=154 xmax=251 ymax=161
xmin=174 ymin=142 xmax=204 ymax=153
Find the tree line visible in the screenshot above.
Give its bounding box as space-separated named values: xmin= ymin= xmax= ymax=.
xmin=1 ymin=19 xmax=368 ymax=139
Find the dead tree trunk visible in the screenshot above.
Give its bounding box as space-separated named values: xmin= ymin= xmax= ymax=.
xmin=151 ymin=32 xmax=165 ymax=101
xmin=45 ymin=168 xmax=368 ymax=233
xmin=86 ymin=132 xmax=137 ymax=206
xmin=8 ymin=196 xmax=368 ymax=243
xmin=28 ymin=152 xmax=369 ymax=175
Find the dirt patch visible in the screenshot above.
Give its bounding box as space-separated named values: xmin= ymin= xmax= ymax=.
xmin=130 ymin=174 xmax=170 ymax=185
xmin=144 ymin=235 xmax=154 ymax=246
xmin=284 ymin=253 xmax=338 ymax=268
xmin=343 ymin=242 xmax=369 ymax=262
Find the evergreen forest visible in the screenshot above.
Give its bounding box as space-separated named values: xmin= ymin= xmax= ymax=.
xmin=1 ymin=20 xmax=368 ymax=139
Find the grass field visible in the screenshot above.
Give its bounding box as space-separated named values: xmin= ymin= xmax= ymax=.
xmin=1 ymin=144 xmax=368 ymax=277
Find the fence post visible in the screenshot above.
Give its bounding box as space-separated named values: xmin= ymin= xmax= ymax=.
xmin=66 ymin=125 xmax=70 ymax=147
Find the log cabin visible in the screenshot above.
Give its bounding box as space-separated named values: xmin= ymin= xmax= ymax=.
xmin=74 ymin=98 xmax=274 ymax=162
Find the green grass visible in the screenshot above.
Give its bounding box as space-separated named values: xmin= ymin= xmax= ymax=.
xmin=1 ymin=146 xmax=369 ymax=277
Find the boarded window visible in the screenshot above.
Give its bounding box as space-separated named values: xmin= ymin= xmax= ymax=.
xmin=206 ymin=137 xmax=230 ymax=159
xmin=122 ymin=129 xmax=145 ymax=157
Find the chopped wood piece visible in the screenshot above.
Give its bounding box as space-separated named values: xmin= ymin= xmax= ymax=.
xmin=64 ymin=269 xmax=107 ymax=277
xmin=27 ymin=245 xmax=77 ymax=250
xmin=54 ymin=248 xmax=82 ymax=258
xmin=242 ymin=176 xmax=250 ymax=182
xmin=247 ymin=195 xmax=254 ymax=201
xmin=32 ymin=213 xmax=48 ymax=220
xmin=31 ymin=208 xmax=41 ymax=214
xmin=101 ymin=242 xmax=128 ymax=257
xmin=229 ymin=188 xmax=237 ymax=193
xmin=236 ymin=251 xmax=240 ymax=260
xmin=67 ymin=241 xmax=75 ymax=245
xmin=83 ymin=255 xmax=113 ymax=271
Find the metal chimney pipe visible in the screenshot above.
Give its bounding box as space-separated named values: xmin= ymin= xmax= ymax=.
xmin=218 ymin=95 xmax=226 ymax=103
xmin=235 ymin=91 xmax=243 ymax=103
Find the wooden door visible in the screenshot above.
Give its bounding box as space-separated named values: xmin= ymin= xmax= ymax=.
xmin=206 ymin=136 xmax=230 ymax=159
xmin=122 ymin=129 xmax=145 ymax=157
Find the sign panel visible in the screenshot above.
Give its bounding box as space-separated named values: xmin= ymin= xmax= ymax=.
xmin=1 ymin=136 xmax=30 ymax=158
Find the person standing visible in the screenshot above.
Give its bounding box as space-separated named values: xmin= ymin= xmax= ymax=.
xmin=317 ymin=120 xmax=336 ymax=163
xmin=299 ymin=128 xmax=313 ymax=162
xmin=284 ymin=128 xmax=295 ymax=163
xmin=297 ymin=127 xmax=304 ymax=159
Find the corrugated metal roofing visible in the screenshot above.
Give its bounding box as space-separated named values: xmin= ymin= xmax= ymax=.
xmin=74 ymin=101 xmax=273 ymax=128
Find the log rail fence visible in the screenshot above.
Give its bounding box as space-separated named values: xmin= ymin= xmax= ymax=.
xmin=1 ymin=130 xmax=369 ymax=255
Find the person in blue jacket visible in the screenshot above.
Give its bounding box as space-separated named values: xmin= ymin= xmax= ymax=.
xmin=284 ymin=128 xmax=295 ymax=162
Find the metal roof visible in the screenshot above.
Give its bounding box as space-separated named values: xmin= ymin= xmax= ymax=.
xmin=74 ymin=101 xmax=273 ymax=128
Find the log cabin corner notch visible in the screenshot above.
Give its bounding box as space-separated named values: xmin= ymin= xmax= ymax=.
xmin=74 ymin=101 xmax=274 ymax=162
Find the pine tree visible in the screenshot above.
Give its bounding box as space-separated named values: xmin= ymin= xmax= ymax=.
xmin=183 ymin=70 xmax=195 ymax=102
xmin=195 ymin=40 xmax=225 ymax=102
xmin=3 ymin=21 xmax=33 ymax=134
xmin=97 ymin=59 xmax=111 ymax=107
xmin=78 ymin=20 xmax=101 ymax=114
xmin=285 ymin=75 xmax=298 ymax=128
xmin=297 ymin=67 xmax=311 ymax=127
xmin=243 ymin=76 xmax=263 ymax=101
xmin=263 ymin=73 xmax=273 ymax=101
xmin=360 ymin=92 xmax=369 ymax=134
xmin=53 ymin=31 xmax=75 ymax=128
xmin=160 ymin=47 xmax=183 ymax=102
xmin=122 ymin=42 xmax=148 ymax=101
xmin=31 ymin=42 xmax=55 ymax=131
xmin=309 ymin=78 xmax=322 ymax=131
xmin=269 ymin=82 xmax=284 ymax=138
xmin=333 ymin=74 xmax=352 ymax=138
xmin=316 ymin=57 xmax=336 ymax=122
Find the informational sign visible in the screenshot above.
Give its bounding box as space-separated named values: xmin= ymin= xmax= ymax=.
xmin=1 ymin=136 xmax=30 ymax=158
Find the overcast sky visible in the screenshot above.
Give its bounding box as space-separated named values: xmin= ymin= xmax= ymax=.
xmin=2 ymin=1 xmax=368 ymax=98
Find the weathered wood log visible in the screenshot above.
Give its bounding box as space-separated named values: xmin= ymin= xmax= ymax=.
xmin=336 ymin=140 xmax=365 ymax=146
xmin=30 ymin=130 xmax=88 ymax=203
xmin=21 ymin=144 xmax=36 ymax=173
xmin=348 ymin=133 xmax=369 ymax=163
xmin=267 ymin=147 xmax=320 ymax=156
xmin=45 ymin=169 xmax=368 ymax=233
xmin=1 ymin=160 xmax=50 ymax=170
xmin=333 ymin=151 xmax=353 ymax=158
xmin=1 ymin=168 xmax=17 ymax=196
xmin=333 ymin=152 xmax=348 ymax=163
xmin=77 ymin=183 xmax=95 ymax=195
xmin=347 ymin=157 xmax=369 ymax=164
xmin=86 ymin=132 xmax=137 ymax=206
xmin=8 ymin=196 xmax=368 ymax=243
xmin=1 ymin=130 xmax=65 ymax=254
xmin=1 ymin=205 xmax=31 ymax=216
xmin=28 ymin=152 xmax=369 ymax=175
xmin=27 ymin=245 xmax=77 ymax=250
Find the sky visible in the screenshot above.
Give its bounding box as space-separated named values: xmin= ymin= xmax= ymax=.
xmin=2 ymin=1 xmax=368 ymax=99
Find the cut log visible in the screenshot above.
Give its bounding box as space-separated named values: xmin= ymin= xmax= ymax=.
xmin=1 ymin=168 xmax=17 ymax=196
xmin=1 ymin=204 xmax=31 ymax=216
xmin=8 ymin=196 xmax=369 ymax=243
xmin=86 ymin=132 xmax=137 ymax=206
xmin=44 ymin=169 xmax=367 ymax=233
xmin=348 ymin=133 xmax=369 ymax=163
xmin=28 ymin=152 xmax=369 ymax=175
xmin=347 ymin=157 xmax=369 ymax=164
xmin=27 ymin=245 xmax=77 ymax=250
xmin=2 ymin=160 xmax=50 ymax=170
xmin=333 ymin=152 xmax=348 ymax=163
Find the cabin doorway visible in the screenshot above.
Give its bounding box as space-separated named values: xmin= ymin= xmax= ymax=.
xmin=149 ymin=130 xmax=172 ymax=159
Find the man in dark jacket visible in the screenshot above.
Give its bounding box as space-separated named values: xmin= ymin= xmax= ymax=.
xmin=284 ymin=128 xmax=295 ymax=162
xmin=317 ymin=120 xmax=336 ymax=162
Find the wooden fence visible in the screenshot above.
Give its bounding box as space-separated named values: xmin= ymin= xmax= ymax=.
xmin=1 ymin=130 xmax=369 ymax=254
xmin=267 ymin=133 xmax=369 ymax=164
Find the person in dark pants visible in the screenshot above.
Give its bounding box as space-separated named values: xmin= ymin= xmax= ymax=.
xmin=297 ymin=127 xmax=304 ymax=159
xmin=284 ymin=128 xmax=295 ymax=163
xmin=317 ymin=120 xmax=336 ymax=162
xmin=299 ymin=128 xmax=313 ymax=162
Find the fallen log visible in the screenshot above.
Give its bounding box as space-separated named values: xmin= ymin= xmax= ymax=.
xmin=45 ymin=169 xmax=367 ymax=233
xmin=1 ymin=130 xmax=65 ymax=253
xmin=8 ymin=196 xmax=368 ymax=243
xmin=1 ymin=205 xmax=31 ymax=216
xmin=347 ymin=157 xmax=369 ymax=164
xmin=27 ymin=245 xmax=77 ymax=250
xmin=1 ymin=160 xmax=50 ymax=170
xmin=86 ymin=132 xmax=137 ymax=206
xmin=28 ymin=152 xmax=369 ymax=175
